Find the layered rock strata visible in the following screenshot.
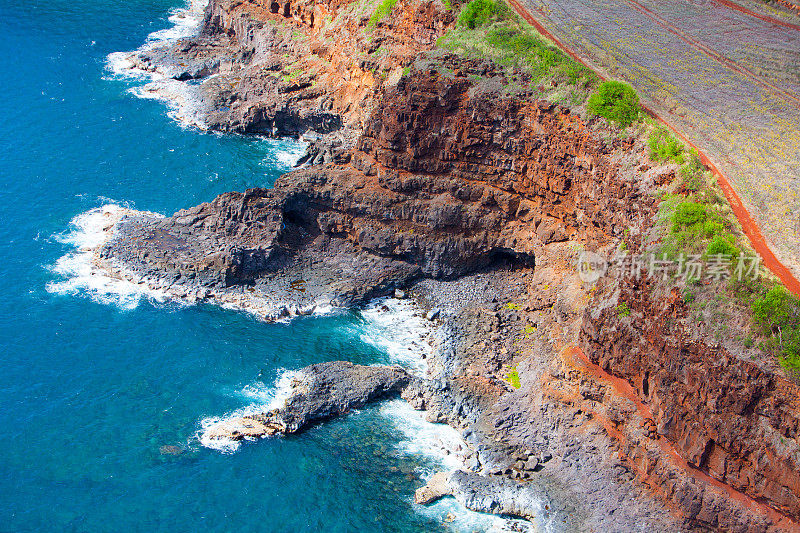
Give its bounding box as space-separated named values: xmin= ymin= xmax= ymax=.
xmin=102 ymin=0 xmax=800 ymax=530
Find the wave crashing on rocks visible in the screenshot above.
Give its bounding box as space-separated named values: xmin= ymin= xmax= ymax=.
xmin=105 ymin=0 xmax=211 ymax=129
xmin=46 ymin=204 xmax=169 ymax=310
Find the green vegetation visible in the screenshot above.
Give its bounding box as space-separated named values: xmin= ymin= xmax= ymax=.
xmin=504 ymin=302 xmax=521 ymax=310
xmin=705 ymin=234 xmax=740 ymax=259
xmin=368 ymin=0 xmax=399 ymax=28
xmin=646 ymin=123 xmax=800 ymax=376
xmin=679 ymin=150 xmax=706 ymax=191
xmin=586 ymin=80 xmax=640 ymax=128
xmin=664 ymin=200 xmax=734 ymax=256
xmin=648 ymin=126 xmax=684 ymax=164
xmin=751 ymin=286 xmax=800 ymax=373
xmin=457 ymin=0 xmax=511 ymax=28
xmin=437 ymin=0 xmax=597 ymax=101
xmin=281 ymin=66 xmax=304 ymax=83
xmin=616 ymin=302 xmax=631 ymax=317
xmin=504 ymin=366 xmax=521 ymax=388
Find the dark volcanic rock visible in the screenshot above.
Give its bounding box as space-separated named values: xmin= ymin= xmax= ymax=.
xmin=258 ymin=361 xmax=412 ymax=433
xmin=205 ymin=361 xmax=411 ymax=442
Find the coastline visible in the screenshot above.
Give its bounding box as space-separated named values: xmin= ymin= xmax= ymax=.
xmin=105 ymin=0 xmax=212 ymax=129
xmin=69 ymin=0 xmax=800 ymax=530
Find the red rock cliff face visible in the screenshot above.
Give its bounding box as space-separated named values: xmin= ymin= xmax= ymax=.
xmin=581 ymin=277 xmax=800 ymax=528
xmin=360 ymin=62 xmax=800 ymax=530
xmin=356 ymin=62 xmax=655 ymax=255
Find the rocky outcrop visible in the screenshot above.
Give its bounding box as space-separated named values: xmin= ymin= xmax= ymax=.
xmin=580 ymin=277 xmax=800 ymax=529
xmin=125 ymin=0 xmax=453 ymax=139
xmin=414 ymin=468 xmax=581 ymax=528
xmin=108 ymin=0 xmax=800 ymax=529
xmin=98 ymin=57 xmax=652 ymax=318
xmin=205 ymin=361 xmax=411 ymax=442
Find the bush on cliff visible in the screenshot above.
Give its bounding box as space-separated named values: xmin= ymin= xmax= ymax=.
xmin=587 ymin=80 xmax=640 ymax=128
xmin=648 ymin=126 xmax=685 ymax=163
xmin=752 ymin=285 xmax=800 ymax=373
xmin=705 ymin=235 xmax=740 ymax=259
xmin=457 ymin=0 xmax=511 ymax=28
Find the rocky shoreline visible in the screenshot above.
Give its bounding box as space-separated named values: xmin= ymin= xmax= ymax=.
xmin=95 ymin=0 xmax=800 ymax=530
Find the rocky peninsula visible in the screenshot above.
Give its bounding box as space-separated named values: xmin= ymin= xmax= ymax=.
xmin=100 ymin=0 xmax=800 ymax=530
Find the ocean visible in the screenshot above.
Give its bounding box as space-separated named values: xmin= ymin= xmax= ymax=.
xmin=0 ymin=1 xmax=515 ymax=531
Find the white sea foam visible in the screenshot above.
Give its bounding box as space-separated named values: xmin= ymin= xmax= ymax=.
xmin=46 ymin=204 xmax=169 ymax=310
xmin=381 ymin=400 xmax=532 ymax=532
xmin=271 ymin=139 xmax=309 ymax=168
xmin=381 ymin=400 xmax=466 ymax=471
xmin=358 ymin=297 xmax=434 ymax=373
xmin=198 ymin=369 xmax=298 ymax=453
xmin=105 ymin=0 xmax=211 ymax=129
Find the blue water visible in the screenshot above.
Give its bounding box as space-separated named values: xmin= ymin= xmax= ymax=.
xmin=0 ymin=2 xmax=474 ymax=531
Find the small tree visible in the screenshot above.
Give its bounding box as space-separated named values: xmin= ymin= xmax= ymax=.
xmin=587 ymin=80 xmax=640 ymax=128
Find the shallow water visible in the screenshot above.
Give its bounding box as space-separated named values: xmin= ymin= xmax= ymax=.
xmin=0 ymin=1 xmax=522 ymax=531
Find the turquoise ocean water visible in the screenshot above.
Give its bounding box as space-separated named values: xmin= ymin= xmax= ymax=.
xmin=0 ymin=1 xmax=510 ymax=531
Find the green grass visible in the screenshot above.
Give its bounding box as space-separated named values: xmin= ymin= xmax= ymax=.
xmin=457 ymin=0 xmax=511 ymax=28
xmin=367 ymin=0 xmax=399 ymax=28
xmin=437 ymin=0 xmax=597 ymax=97
xmin=648 ymin=126 xmax=684 ymax=164
xmin=586 ymin=80 xmax=641 ymax=128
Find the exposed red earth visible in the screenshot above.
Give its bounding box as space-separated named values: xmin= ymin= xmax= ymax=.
xmin=564 ymin=345 xmax=799 ymax=530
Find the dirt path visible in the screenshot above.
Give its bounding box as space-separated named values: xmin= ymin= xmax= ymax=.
xmin=512 ymin=0 xmax=800 ymax=293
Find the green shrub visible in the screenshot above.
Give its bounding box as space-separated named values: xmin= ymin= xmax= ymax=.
xmin=705 ymin=235 xmax=739 ymax=258
xmin=505 ymin=366 xmax=521 ymax=388
xmin=781 ymin=331 xmax=800 ymax=373
xmin=368 ymin=0 xmax=399 ymax=28
xmin=751 ymin=285 xmax=800 ymax=374
xmin=672 ymin=201 xmax=707 ymax=231
xmin=680 ymin=150 xmax=705 ymax=190
xmin=752 ymin=286 xmax=796 ymax=332
xmin=702 ymin=220 xmax=724 ymax=237
xmin=457 ymin=0 xmax=510 ymax=28
xmin=648 ymin=126 xmax=684 ymax=163
xmin=586 ymin=80 xmax=640 ymax=128
xmin=617 ymin=302 xmax=631 ymax=317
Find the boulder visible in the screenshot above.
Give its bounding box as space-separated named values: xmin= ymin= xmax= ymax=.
xmin=414 ymin=471 xmax=452 ymax=504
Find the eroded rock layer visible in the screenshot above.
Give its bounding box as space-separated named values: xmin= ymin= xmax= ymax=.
xmin=104 ymin=0 xmax=800 ymax=530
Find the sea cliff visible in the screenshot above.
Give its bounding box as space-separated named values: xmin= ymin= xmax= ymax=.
xmin=103 ymin=0 xmax=800 ymax=530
